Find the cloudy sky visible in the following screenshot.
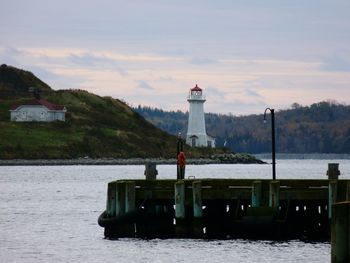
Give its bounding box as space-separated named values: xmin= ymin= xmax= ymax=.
xmin=1 ymin=0 xmax=350 ymax=115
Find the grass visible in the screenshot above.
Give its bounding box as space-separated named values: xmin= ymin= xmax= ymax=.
xmin=0 ymin=89 xmax=185 ymax=159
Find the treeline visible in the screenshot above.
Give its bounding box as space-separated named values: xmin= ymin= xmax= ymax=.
xmin=133 ymin=101 xmax=350 ymax=153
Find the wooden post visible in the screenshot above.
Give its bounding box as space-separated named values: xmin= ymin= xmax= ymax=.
xmin=327 ymin=163 xmax=340 ymax=180
xmin=269 ymin=181 xmax=280 ymax=208
xmin=331 ymin=201 xmax=350 ymax=263
xmin=125 ymin=181 xmax=135 ymax=213
xmin=192 ymin=181 xmax=203 ymax=238
xmin=116 ymin=181 xmax=126 ymax=216
xmin=193 ymin=181 xmax=202 ymax=218
xmin=144 ymin=163 xmax=158 ymax=180
xmin=175 ymin=181 xmax=185 ymax=219
xmin=346 ymin=182 xmax=350 ymax=201
xmin=175 ymin=180 xmax=186 ymax=237
xmin=252 ymin=181 xmax=262 ymax=207
xmin=329 ymin=180 xmax=338 ymax=219
xmin=106 ymin=182 xmax=116 ymax=217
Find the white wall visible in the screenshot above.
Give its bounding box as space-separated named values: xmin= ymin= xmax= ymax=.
xmin=10 ymin=106 xmax=66 ymax=122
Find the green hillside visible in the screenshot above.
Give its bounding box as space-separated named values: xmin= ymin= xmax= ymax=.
xmin=0 ymin=65 xmax=224 ymax=159
xmin=0 ymin=64 xmax=52 ymax=98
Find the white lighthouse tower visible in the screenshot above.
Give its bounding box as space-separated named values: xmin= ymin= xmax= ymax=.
xmin=186 ymin=84 xmax=209 ymax=147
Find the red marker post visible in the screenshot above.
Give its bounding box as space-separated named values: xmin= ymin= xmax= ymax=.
xmin=177 ymin=151 xmax=186 ymax=180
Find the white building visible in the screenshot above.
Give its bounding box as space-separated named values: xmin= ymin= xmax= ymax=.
xmin=186 ymin=84 xmax=215 ymax=148
xmin=10 ymin=99 xmax=67 ymax=122
xmin=207 ymin=134 xmax=216 ymax=148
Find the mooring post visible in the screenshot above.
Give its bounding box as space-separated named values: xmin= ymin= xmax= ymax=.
xmin=175 ymin=180 xmax=186 ymax=237
xmin=269 ymin=181 xmax=280 ymax=208
xmin=144 ymin=163 xmax=158 ymax=180
xmin=331 ymin=201 xmax=350 ymax=263
xmin=116 ymin=181 xmax=126 ymax=216
xmin=327 ymin=163 xmax=340 ymax=180
xmin=192 ymin=181 xmax=203 ymax=237
xmin=252 ymin=181 xmax=262 ymax=207
xmin=192 ymin=181 xmax=202 ymax=218
xmin=346 ymin=182 xmax=350 ymax=201
xmin=175 ymin=181 xmax=185 ymax=219
xmin=329 ymin=180 xmax=338 ymax=219
xmin=106 ymin=182 xmax=116 ymax=217
xmin=125 ymin=181 xmax=135 ymax=213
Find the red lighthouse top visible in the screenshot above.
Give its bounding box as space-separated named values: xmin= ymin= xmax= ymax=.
xmin=191 ymin=84 xmax=202 ymax=92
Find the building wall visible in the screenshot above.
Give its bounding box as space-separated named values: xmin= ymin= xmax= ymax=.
xmin=207 ymin=137 xmax=216 ymax=148
xmin=10 ymin=106 xmax=66 ymax=122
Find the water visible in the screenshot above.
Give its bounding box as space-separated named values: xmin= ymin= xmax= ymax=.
xmin=1 ymin=159 xmax=349 ymax=262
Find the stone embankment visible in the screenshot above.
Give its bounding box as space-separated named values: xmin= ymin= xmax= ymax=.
xmin=0 ymin=153 xmax=265 ymax=166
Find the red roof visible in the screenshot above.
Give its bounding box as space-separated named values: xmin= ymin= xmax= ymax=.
xmin=191 ymin=84 xmax=202 ymax=91
xmin=10 ymin=99 xmax=65 ymax=111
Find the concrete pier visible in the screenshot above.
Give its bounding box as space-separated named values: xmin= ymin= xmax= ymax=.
xmin=100 ymin=178 xmax=350 ymax=239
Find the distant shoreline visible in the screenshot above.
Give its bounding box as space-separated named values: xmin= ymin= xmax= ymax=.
xmin=1 ymin=153 xmax=349 ymax=166
xmin=0 ymin=158 xmax=196 ymax=166
xmin=0 ymin=157 xmax=265 ymax=166
xmin=254 ymin=153 xmax=350 ymax=160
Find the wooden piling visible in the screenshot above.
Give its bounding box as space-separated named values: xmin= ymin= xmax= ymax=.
xmin=346 ymin=182 xmax=350 ymax=201
xmin=252 ymin=181 xmax=262 ymax=207
xmin=125 ymin=181 xmax=135 ymax=213
xmin=175 ymin=180 xmax=186 ymax=237
xmin=175 ymin=181 xmax=185 ymax=219
xmin=328 ymin=163 xmax=340 ymax=180
xmin=331 ymin=201 xmax=350 ymax=263
xmin=269 ymin=181 xmax=280 ymax=208
xmin=106 ymin=182 xmax=116 ymax=217
xmin=329 ymin=180 xmax=338 ymax=219
xmin=144 ymin=163 xmax=158 ymax=180
xmin=192 ymin=181 xmax=203 ymax=238
xmin=116 ymin=181 xmax=126 ymax=216
xmin=193 ymin=181 xmax=202 ymax=218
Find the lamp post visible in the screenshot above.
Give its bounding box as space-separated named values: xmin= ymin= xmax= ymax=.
xmin=264 ymin=108 xmax=276 ymax=180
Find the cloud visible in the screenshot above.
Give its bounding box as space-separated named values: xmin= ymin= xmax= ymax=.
xmin=137 ymin=80 xmax=154 ymax=90
xmin=189 ymin=57 xmax=218 ymax=65
xmin=0 ymin=47 xmax=26 ymax=65
xmin=207 ymin=99 xmax=267 ymax=115
xmin=320 ymin=55 xmax=350 ymax=72
xmin=68 ymin=53 xmax=128 ymax=76
xmin=244 ymin=89 xmax=263 ymax=98
xmin=158 ymin=76 xmax=174 ymax=82
xmin=68 ymin=53 xmax=116 ymax=67
xmin=205 ymin=86 xmax=226 ymax=99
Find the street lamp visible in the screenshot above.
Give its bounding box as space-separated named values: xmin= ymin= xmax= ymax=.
xmin=264 ymin=108 xmax=276 ymax=180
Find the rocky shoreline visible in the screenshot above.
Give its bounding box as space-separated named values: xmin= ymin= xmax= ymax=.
xmin=0 ymin=153 xmax=265 ymax=166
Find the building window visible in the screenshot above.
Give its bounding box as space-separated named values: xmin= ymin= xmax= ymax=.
xmin=208 ymin=141 xmax=212 ymax=147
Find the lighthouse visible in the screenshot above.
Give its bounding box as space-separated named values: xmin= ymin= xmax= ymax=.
xmin=186 ymin=84 xmax=214 ymax=147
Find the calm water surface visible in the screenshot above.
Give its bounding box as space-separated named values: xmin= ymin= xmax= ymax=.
xmin=1 ymin=159 xmax=349 ymax=262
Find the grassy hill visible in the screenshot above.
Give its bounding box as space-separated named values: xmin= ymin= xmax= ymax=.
xmin=0 ymin=64 xmax=52 ymax=98
xmin=0 ymin=65 xmax=223 ymax=159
